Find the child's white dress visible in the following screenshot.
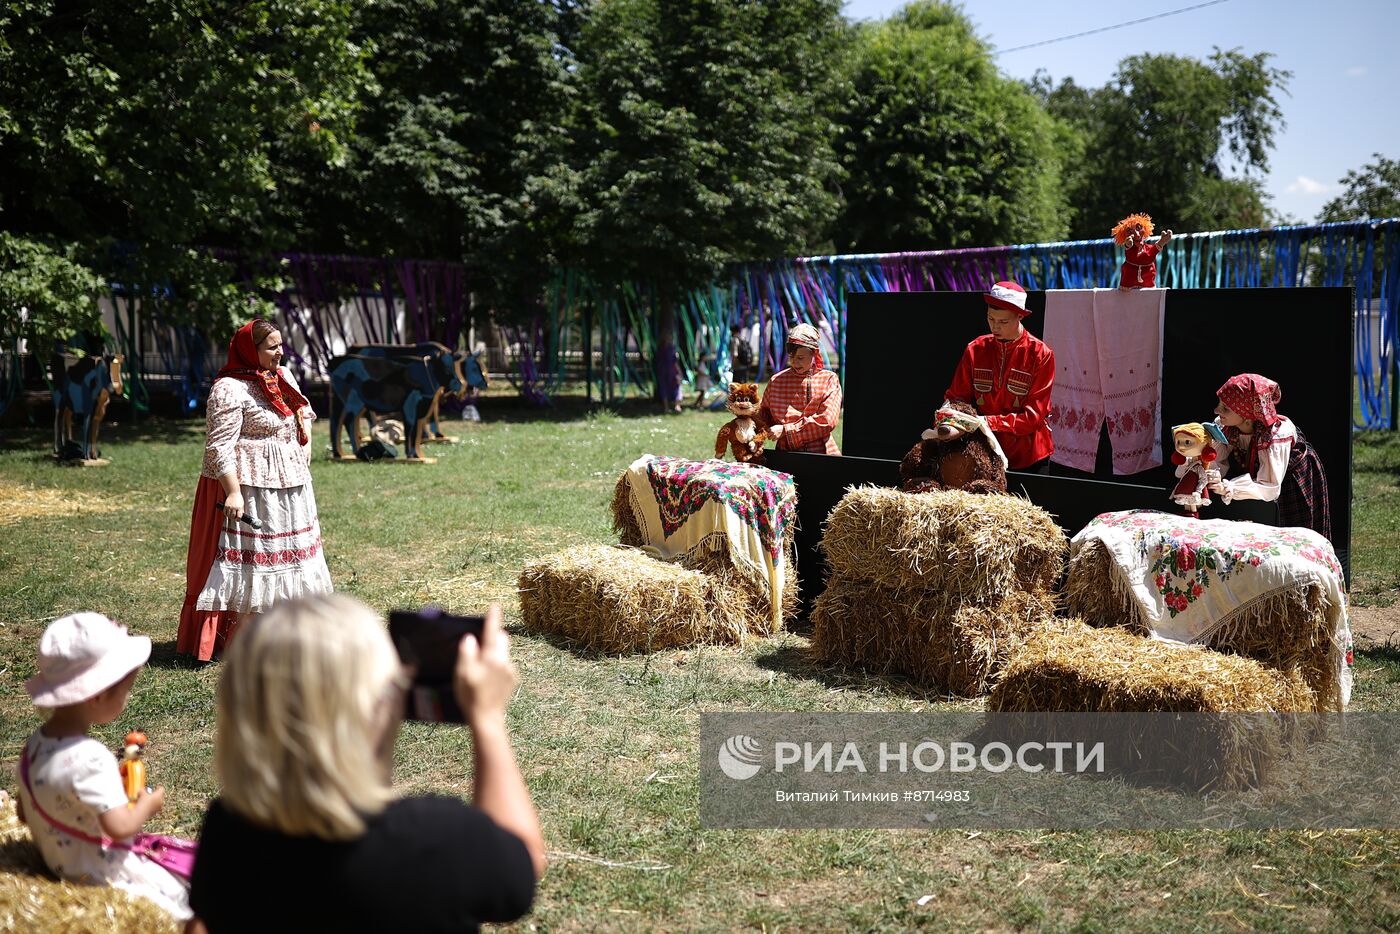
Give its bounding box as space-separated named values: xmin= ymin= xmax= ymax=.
xmin=19 ymin=731 xmax=192 ymax=920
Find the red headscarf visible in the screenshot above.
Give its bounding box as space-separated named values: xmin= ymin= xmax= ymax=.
xmin=785 ymin=322 xmax=827 ymax=371
xmin=217 ymin=320 xmax=309 ymax=444
xmin=1216 ymin=373 xmax=1283 ymax=473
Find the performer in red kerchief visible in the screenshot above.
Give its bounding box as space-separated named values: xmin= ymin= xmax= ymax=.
xmin=176 ymin=319 xmax=332 ymax=660
xmin=1113 ymin=212 xmax=1173 ymax=288
xmin=944 ymin=281 xmax=1055 ymax=472
xmin=1208 ymin=373 xmax=1332 ymax=542
xmin=757 ymin=322 xmax=843 ymax=455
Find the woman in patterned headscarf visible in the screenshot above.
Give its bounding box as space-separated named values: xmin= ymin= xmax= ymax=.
xmin=1207 ymin=373 xmax=1331 ymax=542
xmin=756 ymin=322 xmax=843 ymax=455
xmin=176 ymin=319 xmax=333 ymax=660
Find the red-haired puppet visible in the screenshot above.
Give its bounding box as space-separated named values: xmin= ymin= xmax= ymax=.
xmin=1113 ymin=213 xmax=1173 ymax=288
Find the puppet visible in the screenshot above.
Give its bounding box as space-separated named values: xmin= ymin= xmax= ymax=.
xmin=1113 ymin=213 xmax=1173 ymax=288
xmin=714 ymin=382 xmax=771 ymax=464
xmin=1170 ymin=422 xmax=1226 ymax=518
xmin=118 ymin=730 xmax=148 ymax=805
xmin=899 ymin=401 xmax=1009 ymax=494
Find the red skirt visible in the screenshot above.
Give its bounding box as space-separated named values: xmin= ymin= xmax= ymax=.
xmin=176 ymin=475 xmax=239 ymax=660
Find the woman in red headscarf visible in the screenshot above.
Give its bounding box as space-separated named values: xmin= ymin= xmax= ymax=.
xmin=1207 ymin=373 xmax=1332 ymax=542
xmin=176 ymin=319 xmax=333 ymax=659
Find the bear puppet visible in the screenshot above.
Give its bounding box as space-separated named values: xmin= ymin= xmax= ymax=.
xmin=899 ymin=400 xmax=1008 ymax=494
xmin=714 ymin=382 xmax=770 ymax=464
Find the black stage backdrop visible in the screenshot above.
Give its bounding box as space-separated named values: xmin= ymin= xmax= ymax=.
xmin=772 ymin=287 xmax=1353 ymax=616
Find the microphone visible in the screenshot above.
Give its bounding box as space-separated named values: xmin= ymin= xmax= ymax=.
xmin=214 ymin=503 xmax=263 ymax=530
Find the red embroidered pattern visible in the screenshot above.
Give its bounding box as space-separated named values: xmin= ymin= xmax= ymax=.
xmin=222 ymin=521 xmax=318 ymax=541
xmin=222 ymin=537 xmax=323 ymax=566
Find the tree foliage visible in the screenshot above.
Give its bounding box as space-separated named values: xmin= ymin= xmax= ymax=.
xmin=0 ymin=0 xmax=367 ymax=338
xmin=278 ymin=0 xmax=576 ymax=320
xmin=0 ymin=234 xmax=104 ymax=354
xmin=1318 ymin=154 xmax=1400 ymax=223
xmin=833 ymin=1 xmax=1069 ymax=253
xmin=567 ymin=0 xmax=848 ymax=298
xmin=1037 ymin=48 xmax=1290 ymax=239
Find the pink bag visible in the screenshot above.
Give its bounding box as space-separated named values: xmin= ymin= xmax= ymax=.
xmin=20 ymin=747 xmax=198 ymax=880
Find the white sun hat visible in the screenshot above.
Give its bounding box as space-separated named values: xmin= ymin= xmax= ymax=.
xmin=24 ymin=612 xmax=152 ymax=708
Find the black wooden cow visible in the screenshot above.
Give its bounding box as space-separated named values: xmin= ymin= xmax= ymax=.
xmin=50 ymin=353 xmax=123 ymax=463
xmin=327 ymin=345 xmax=465 ymax=461
xmin=344 ymin=342 xmax=484 ymax=441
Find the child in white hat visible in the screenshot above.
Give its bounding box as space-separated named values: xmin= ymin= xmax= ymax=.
xmin=18 ymin=612 xmax=192 ymax=920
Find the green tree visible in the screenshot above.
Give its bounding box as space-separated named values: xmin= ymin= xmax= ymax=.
xmin=1037 ymin=48 xmax=1289 ymax=239
xmin=0 ymin=234 xmax=104 ymax=355
xmin=278 ymin=0 xmax=576 ymax=325
xmin=834 ymin=1 xmax=1069 ymax=253
xmin=567 ymin=0 xmax=847 ymax=311
xmin=1318 ymin=154 xmax=1400 ymax=222
xmin=0 ymin=1 xmax=368 ymax=341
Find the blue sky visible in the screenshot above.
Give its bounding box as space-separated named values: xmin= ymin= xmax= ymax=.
xmin=843 ymin=0 xmax=1400 ymax=225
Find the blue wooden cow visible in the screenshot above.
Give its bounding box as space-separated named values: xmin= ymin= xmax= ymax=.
xmin=345 ymin=342 xmax=483 ymax=440
xmin=327 ymin=346 xmax=464 ymax=461
xmin=50 ymin=353 xmax=123 ymax=463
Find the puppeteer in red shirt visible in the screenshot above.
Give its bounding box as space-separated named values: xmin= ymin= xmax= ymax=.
xmin=945 ymin=329 xmax=1055 ymax=469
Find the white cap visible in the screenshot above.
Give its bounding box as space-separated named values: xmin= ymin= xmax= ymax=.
xmin=25 ymin=612 xmax=151 ymax=708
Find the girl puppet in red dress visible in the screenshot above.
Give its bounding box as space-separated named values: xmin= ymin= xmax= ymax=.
xmin=944 ymin=281 xmax=1055 ymax=472
xmin=1113 ymin=213 xmax=1173 ymax=289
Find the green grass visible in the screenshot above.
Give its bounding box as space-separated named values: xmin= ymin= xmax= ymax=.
xmin=3 ymin=395 xmax=1399 ymax=932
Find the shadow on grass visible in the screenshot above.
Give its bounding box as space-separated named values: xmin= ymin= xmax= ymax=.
xmin=754 ymin=643 xmax=963 ymax=702
xmin=1356 ymin=642 xmax=1400 ymax=669
xmin=507 ymin=620 xmax=662 ymax=662
xmin=146 ymin=640 xmax=215 ymax=672
xmin=471 ymin=392 xmax=704 ymax=425
xmin=0 ymin=418 xmax=203 ymax=451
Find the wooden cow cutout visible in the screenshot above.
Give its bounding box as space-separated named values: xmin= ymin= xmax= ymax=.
xmin=51 ymin=353 xmax=123 ymax=464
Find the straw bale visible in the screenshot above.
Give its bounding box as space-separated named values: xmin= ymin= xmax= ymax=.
xmin=518 ymin=544 xmax=777 ymax=653
xmin=611 ymin=471 xmax=798 ymax=624
xmin=0 ymin=797 xmax=180 ymax=933
xmin=987 ymin=619 xmax=1316 ymax=790
xmin=820 ymin=486 xmax=1066 ymax=599
xmin=990 ymin=618 xmax=1316 ymax=714
xmin=810 ymin=582 xmax=1059 ymax=696
xmin=1067 ymin=539 xmax=1341 ymax=710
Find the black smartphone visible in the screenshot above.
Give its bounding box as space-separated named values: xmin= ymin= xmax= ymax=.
xmin=387 ymin=607 xmax=486 ymax=723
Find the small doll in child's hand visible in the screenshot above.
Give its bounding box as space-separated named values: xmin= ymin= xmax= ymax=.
xmin=119 ymin=730 xmax=148 ymax=805
xmin=1170 ymin=422 xmax=1226 ymax=518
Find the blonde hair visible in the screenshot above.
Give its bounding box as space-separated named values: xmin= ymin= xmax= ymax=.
xmin=1171 ymin=422 xmax=1209 ymax=444
xmin=215 ymin=593 xmax=400 ymax=840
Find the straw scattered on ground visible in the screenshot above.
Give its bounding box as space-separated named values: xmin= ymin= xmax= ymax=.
xmin=0 ymin=796 xmax=179 ymax=934
xmin=0 ymin=480 xmax=125 ymax=526
xmin=820 ymin=486 xmax=1066 ymax=600
xmin=518 ymin=544 xmax=774 ymax=653
xmin=1067 ymin=538 xmax=1343 ymax=710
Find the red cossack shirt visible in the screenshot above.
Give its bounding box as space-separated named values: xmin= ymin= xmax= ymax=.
xmin=945 ymin=330 xmax=1055 ymax=469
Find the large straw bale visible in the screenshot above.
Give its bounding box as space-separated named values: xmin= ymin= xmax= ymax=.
xmin=611 ymin=471 xmax=798 ymax=627
xmin=1067 ymin=539 xmax=1341 ymax=710
xmin=0 ymin=797 xmax=180 ymax=933
xmin=810 ymin=582 xmax=1059 ymax=696
xmin=820 ymin=486 xmax=1066 ymax=599
xmin=989 ymin=618 xmax=1316 ymax=714
xmin=987 ymin=619 xmax=1316 ymax=790
xmin=518 ymin=544 xmax=777 ymax=653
